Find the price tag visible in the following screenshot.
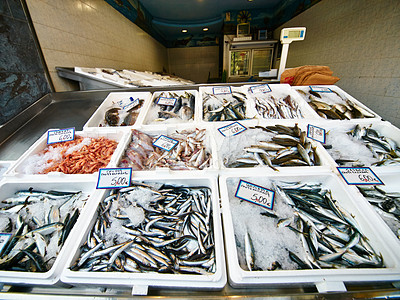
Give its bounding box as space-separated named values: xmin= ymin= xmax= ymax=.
xmin=117 ymin=97 xmax=140 ymax=111
xmin=0 ymin=233 xmax=12 ymax=254
xmin=235 ymin=180 xmax=275 ymax=210
xmin=47 ymin=128 xmax=75 ymax=144
xmin=157 ymin=97 xmax=177 ymax=106
xmin=153 ymin=135 xmax=179 ymax=151
xmin=218 ymin=122 xmax=247 ymax=137
xmin=337 ymin=167 xmax=383 ymax=185
xmin=309 ymin=86 xmax=332 ymax=93
xmin=97 ymin=168 xmax=132 ymax=189
xmin=213 ymin=86 xmax=232 ymax=95
xmin=307 ymin=124 xmax=326 ymax=143
xmin=250 ymin=84 xmax=271 ymax=94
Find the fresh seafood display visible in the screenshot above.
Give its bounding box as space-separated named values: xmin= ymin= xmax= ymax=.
xmin=357 ymin=185 xmax=400 ymax=240
xmin=20 ymin=136 xmax=118 ymax=174
xmin=295 ymin=88 xmax=375 ymax=120
xmin=251 ymin=94 xmax=303 ymax=119
xmin=102 ymin=97 xmax=145 ymax=127
xmin=325 ymin=124 xmax=400 ymax=167
xmin=119 ymin=129 xmax=211 ymax=170
xmin=0 ymin=189 xmax=88 ymax=272
xmin=144 ymin=91 xmax=195 ymax=124
xmin=227 ymin=178 xmax=384 ymax=272
xmin=202 ymin=88 xmax=247 ymax=122
xmin=71 ymin=182 xmax=216 ymax=275
xmin=222 ymin=124 xmax=321 ymax=170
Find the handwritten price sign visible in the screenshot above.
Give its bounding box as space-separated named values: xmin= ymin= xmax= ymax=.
xmin=337 ymin=167 xmax=383 ymax=185
xmin=307 ymin=124 xmax=326 ymax=143
xmin=309 ymin=86 xmax=332 ymax=93
xmin=218 ymin=122 xmax=247 ymax=137
xmin=250 ymin=84 xmax=271 ymax=94
xmin=235 ymin=180 xmax=275 ymax=210
xmin=157 ymin=97 xmax=177 ymax=106
xmin=213 ymin=86 xmax=232 ymax=95
xmin=47 ymin=128 xmax=75 ymax=144
xmin=97 ymin=168 xmax=132 ymax=189
xmin=153 ymin=135 xmax=179 ymax=151
xmin=118 ymin=97 xmax=140 ymax=111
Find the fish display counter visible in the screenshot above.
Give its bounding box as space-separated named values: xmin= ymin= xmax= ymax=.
xmin=0 ymin=178 xmax=101 ymax=286
xmin=84 ymin=92 xmax=152 ymax=128
xmin=0 ymin=84 xmax=399 ymax=298
xmin=244 ymin=83 xmax=317 ymax=120
xmin=294 ymin=85 xmax=380 ymax=120
xmin=219 ymin=170 xmax=400 ymax=292
xmin=142 ymin=90 xmax=198 ymax=125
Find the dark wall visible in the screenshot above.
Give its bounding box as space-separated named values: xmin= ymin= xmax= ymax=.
xmin=0 ymin=0 xmax=51 ymax=125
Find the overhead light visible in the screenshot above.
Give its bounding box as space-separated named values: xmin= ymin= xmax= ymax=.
xmin=203 ymin=27 xmax=209 ymax=31
xmin=182 ymin=29 xmax=188 ymax=33
xmin=247 ymin=0 xmax=254 ymax=2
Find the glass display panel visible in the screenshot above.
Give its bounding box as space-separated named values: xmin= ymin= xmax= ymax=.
xmin=251 ymin=49 xmax=273 ymax=75
xmin=230 ymin=50 xmax=250 ymax=76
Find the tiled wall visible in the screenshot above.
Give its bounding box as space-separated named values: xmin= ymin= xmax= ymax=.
xmin=0 ymin=0 xmax=51 ymax=125
xmin=168 ymin=46 xmax=219 ymax=83
xmin=25 ymin=0 xmax=168 ymax=91
xmin=274 ymin=0 xmax=400 ymax=127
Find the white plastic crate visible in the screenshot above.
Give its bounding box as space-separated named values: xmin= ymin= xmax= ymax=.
xmin=244 ymin=83 xmax=318 ymax=120
xmin=60 ymin=174 xmax=226 ymax=295
xmin=320 ymin=120 xmax=400 ymax=169
xmin=199 ymin=85 xmax=257 ymax=123
xmin=141 ymin=89 xmax=198 ymax=125
xmin=293 ymin=85 xmax=381 ymax=121
xmin=219 ymin=169 xmax=400 ymax=292
xmin=213 ymin=119 xmax=334 ymax=173
xmin=0 ymin=178 xmax=100 ymax=286
xmin=4 ymin=128 xmax=130 ymax=179
xmin=350 ymin=167 xmax=400 ymax=245
xmin=84 ymin=91 xmax=152 ymax=128
xmin=115 ymin=124 xmax=219 ymax=173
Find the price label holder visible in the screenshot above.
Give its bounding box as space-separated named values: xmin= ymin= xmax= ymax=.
xmin=153 ymin=135 xmax=179 ymax=151
xmin=250 ymin=84 xmax=271 ymax=94
xmin=213 ymin=86 xmax=232 ymax=95
xmin=0 ymin=233 xmax=12 ymax=253
xmin=337 ymin=167 xmax=383 ymax=185
xmin=235 ymin=180 xmax=275 ymax=210
xmin=307 ymin=124 xmax=326 ymax=143
xmin=47 ymin=128 xmax=75 ymax=144
xmin=157 ymin=97 xmax=177 ymax=106
xmin=118 ymin=97 xmax=140 ymax=111
xmin=97 ymin=168 xmax=132 ymax=189
xmin=309 ymin=86 xmax=332 ymax=93
xmin=218 ymin=122 xmax=247 ymax=137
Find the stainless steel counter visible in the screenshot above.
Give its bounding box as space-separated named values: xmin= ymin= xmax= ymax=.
xmin=0 ymin=87 xmax=399 ymax=298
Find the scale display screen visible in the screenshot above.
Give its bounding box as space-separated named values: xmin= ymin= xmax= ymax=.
xmin=280 ymin=27 xmax=306 ymax=43
xmin=288 ymin=31 xmax=301 ymax=38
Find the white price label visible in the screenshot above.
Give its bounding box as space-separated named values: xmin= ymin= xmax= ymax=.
xmin=309 ymin=86 xmax=332 ymax=93
xmin=213 ymin=86 xmax=232 ymax=95
xmin=47 ymin=128 xmax=75 ymax=144
xmin=157 ymin=97 xmax=177 ymax=106
xmin=97 ymin=168 xmax=132 ymax=189
xmin=307 ymin=124 xmax=326 ymax=143
xmin=218 ymin=122 xmax=247 ymax=137
xmin=250 ymin=84 xmax=271 ymax=94
xmin=0 ymin=233 xmax=12 ymax=253
xmin=337 ymin=167 xmax=383 ymax=185
xmin=235 ymin=180 xmax=275 ymax=210
xmin=153 ymin=135 xmax=179 ymax=151
xmin=118 ymin=97 xmax=140 ymax=111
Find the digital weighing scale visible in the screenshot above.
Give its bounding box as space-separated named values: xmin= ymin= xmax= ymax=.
xmin=277 ymin=27 xmax=306 ymax=80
